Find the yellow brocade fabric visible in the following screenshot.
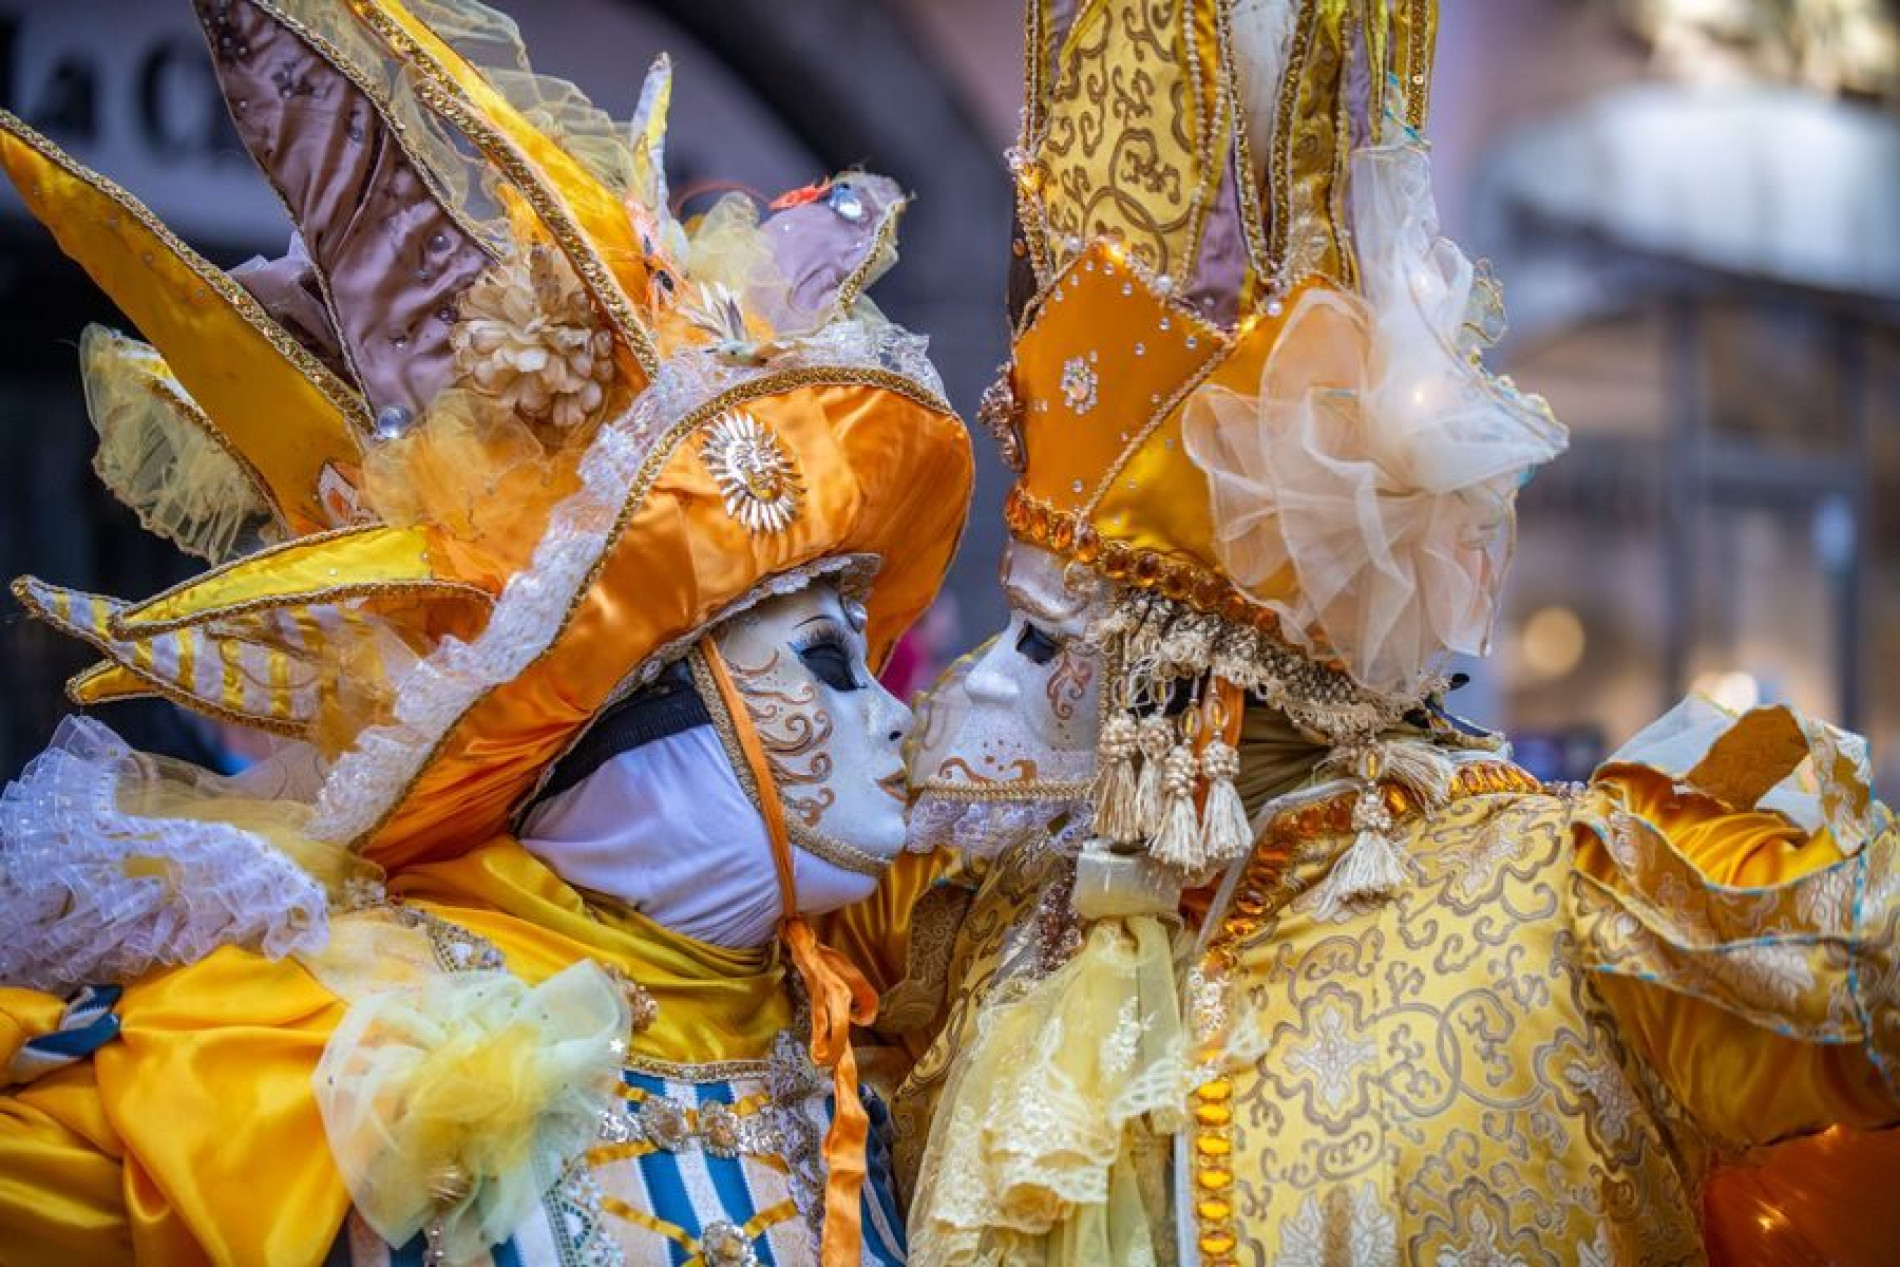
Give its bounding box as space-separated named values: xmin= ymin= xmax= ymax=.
xmin=912 ymin=703 xmax=1900 ymax=1265
xmin=0 ymin=836 xmax=814 ymax=1265
xmin=1177 ymin=746 xmax=1898 ymax=1263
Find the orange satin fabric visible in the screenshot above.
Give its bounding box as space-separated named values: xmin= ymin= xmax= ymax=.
xmin=368 ymin=377 xmax=970 ymax=869
xmin=700 ymin=642 xmax=876 ymax=1267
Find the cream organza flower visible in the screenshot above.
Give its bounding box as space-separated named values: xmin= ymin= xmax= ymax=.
xmin=1184 ymin=140 xmax=1567 ymax=696
xmin=314 ymin=960 xmax=628 ymax=1260
xmin=450 ymin=243 xmax=615 ymax=433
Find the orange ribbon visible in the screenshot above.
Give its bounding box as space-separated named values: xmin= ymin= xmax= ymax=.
xmin=698 ymin=643 xmax=877 ymax=1267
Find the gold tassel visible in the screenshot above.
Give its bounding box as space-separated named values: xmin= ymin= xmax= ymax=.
xmin=1147 ymin=738 xmax=1203 ymax=871
xmin=1379 ymin=739 xmax=1455 ymax=810
xmin=1197 ymin=737 xmax=1250 ymax=867
xmin=1094 ymin=711 xmax=1143 ymax=845
xmin=1132 ymin=714 xmax=1172 ymax=838
xmin=1313 ymin=784 xmax=1408 ymax=909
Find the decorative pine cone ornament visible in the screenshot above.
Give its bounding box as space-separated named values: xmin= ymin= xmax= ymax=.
xmin=450 ymin=244 xmax=615 ymax=435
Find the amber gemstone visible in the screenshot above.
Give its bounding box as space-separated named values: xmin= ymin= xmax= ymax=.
xmin=1100 ymin=541 xmax=1134 ymax=579
xmin=1050 ymin=515 xmax=1077 ymax=551
xmin=1194 ymin=1103 xmax=1232 ymax=1126
xmin=1072 ymin=523 xmax=1102 ymax=562
xmin=1195 ymin=1080 xmax=1233 ymax=1103
xmin=1199 ymin=1235 xmax=1237 ymax=1257
xmin=1192 ymin=571 xmax=1228 ymax=610
xmin=1196 ymin=1167 xmax=1234 ymax=1190
xmin=1133 ymin=551 xmax=1163 ymax=585
xmin=1160 ymin=563 xmax=1193 ymax=600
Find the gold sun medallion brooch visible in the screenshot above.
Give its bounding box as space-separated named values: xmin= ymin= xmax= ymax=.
xmin=701 ymin=410 xmax=803 ymax=534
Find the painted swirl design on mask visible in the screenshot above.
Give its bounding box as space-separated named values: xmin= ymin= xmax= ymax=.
xmin=726 ymin=648 xmax=837 ymax=827
xmin=1043 ymin=644 xmax=1096 ymax=722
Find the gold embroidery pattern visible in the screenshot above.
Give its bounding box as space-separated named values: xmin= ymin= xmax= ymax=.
xmin=1030 ymin=0 xmax=1220 ymax=280
xmin=1187 ymin=770 xmax=1900 ymax=1265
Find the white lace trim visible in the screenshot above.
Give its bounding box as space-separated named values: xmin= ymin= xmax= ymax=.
xmin=310 ymin=323 xmax=941 ymax=845
xmin=0 ymin=717 xmax=329 ymax=991
xmin=907 ymin=794 xmax=1094 ymax=862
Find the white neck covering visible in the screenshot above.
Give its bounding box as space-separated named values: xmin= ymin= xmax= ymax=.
xmin=518 ymin=726 xmax=878 ymax=948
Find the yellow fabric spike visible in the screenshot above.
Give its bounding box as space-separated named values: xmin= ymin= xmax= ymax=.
xmin=112 ymin=525 xmax=492 ymax=640
xmin=17 ymin=582 xmax=310 ymax=735
xmin=0 ymin=113 xmax=367 ymax=535
xmin=349 ymin=0 xmax=660 ymax=380
xmin=14 ymin=527 xmax=492 ymax=738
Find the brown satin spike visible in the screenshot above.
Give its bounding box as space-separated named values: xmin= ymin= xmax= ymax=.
xmin=194 ymin=0 xmax=494 ymax=420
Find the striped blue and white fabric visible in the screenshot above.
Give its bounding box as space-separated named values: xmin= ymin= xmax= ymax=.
xmin=333 ymin=1041 xmax=908 ymax=1266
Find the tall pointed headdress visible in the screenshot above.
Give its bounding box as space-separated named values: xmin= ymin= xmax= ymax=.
xmin=981 ymin=0 xmax=1567 ymax=875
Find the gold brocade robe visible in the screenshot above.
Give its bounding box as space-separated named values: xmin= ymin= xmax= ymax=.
xmin=900 ymin=709 xmax=1900 ymax=1265
xmin=0 ymin=838 xmax=937 ymax=1266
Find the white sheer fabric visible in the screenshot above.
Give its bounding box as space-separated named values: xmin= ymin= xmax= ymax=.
xmin=1183 ymin=138 xmax=1569 ymax=696
xmin=0 ymin=717 xmax=333 ymax=992
xmin=519 ymin=726 xmax=876 ymax=948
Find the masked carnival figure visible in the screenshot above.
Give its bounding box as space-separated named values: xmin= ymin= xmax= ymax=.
xmin=898 ymin=2 xmax=1900 ymax=1264
xmin=0 ymin=4 xmax=972 ymax=1264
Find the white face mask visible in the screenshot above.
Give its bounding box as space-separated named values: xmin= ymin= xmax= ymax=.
xmin=907 ymin=543 xmax=1107 ymax=857
xmin=519 ymin=578 xmax=913 ymax=948
xmin=713 ymin=579 xmax=914 ymax=873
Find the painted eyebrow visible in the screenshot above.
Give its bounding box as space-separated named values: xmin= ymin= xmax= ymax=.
xmin=796 ymin=615 xmax=840 ymax=629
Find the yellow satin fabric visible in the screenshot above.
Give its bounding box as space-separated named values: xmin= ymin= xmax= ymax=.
xmin=0 ymin=836 xmax=828 ymax=1265
xmin=391 ymin=836 xmax=795 ymax=1067
xmin=0 ymin=113 xmax=362 ymax=533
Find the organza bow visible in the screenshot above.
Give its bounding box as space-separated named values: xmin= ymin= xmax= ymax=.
xmin=1184 ymin=140 xmax=1568 ymax=697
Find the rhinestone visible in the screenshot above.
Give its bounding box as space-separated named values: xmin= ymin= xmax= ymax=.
xmin=372 ymin=405 xmax=413 ymax=440
xmin=827 ymin=183 xmax=866 ymax=222
xmin=1134 ymin=342 xmax=1145 ymax=356
xmin=639 ymin=1098 xmax=692 ymax=1151
xmin=1071 ymin=479 xmax=1084 ymax=494
xmin=428 ymin=231 xmax=449 ymax=252
xmin=1185 ymin=335 xmax=1198 ymax=348
xmin=1267 ymin=299 xmax=1285 ymax=317
xmin=1159 ymin=316 xmax=1171 ymax=330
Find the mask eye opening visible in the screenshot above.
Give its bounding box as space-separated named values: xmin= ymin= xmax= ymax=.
xmin=793 ymin=621 xmax=864 ymax=692
xmin=1014 ymin=620 xmax=1060 ymax=666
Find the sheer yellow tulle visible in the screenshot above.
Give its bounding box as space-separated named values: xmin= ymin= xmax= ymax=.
xmin=361 ymin=386 xmax=583 ymax=580
xmin=80 ymin=325 xmax=279 ymax=565
xmin=910 ymin=915 xmax=1186 ymax=1267
xmin=313 ymin=958 xmax=627 ymax=1261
